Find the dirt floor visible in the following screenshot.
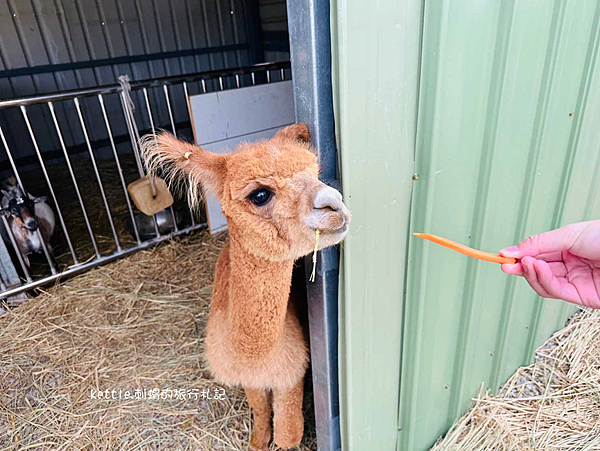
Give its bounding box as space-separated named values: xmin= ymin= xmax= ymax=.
xmin=0 ymin=230 xmax=317 ymax=450
xmin=432 ymin=309 xmax=600 ymax=451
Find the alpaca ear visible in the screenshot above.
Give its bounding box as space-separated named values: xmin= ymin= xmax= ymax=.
xmin=140 ymin=132 xmax=227 ymax=208
xmin=274 ymin=123 xmax=311 ymax=143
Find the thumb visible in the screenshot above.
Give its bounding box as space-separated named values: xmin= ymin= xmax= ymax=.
xmin=500 ymin=222 xmax=589 ymax=258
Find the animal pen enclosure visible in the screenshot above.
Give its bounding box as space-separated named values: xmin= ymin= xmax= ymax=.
xmin=0 ymin=1 xmax=337 ymax=450
xmin=0 ymin=61 xmax=290 ymax=301
xmin=0 ymin=0 xmax=291 ymax=300
xmin=9 ymin=0 xmax=600 ymax=450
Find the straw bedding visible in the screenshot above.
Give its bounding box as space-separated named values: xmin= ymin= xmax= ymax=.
xmin=0 ymin=230 xmax=317 ymax=450
xmin=432 ymin=309 xmax=600 ymax=450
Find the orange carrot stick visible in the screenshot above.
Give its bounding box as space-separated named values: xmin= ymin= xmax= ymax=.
xmin=413 ymin=232 xmax=517 ymax=265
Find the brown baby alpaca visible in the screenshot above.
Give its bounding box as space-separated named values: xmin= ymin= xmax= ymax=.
xmin=142 ymin=124 xmax=350 ymax=450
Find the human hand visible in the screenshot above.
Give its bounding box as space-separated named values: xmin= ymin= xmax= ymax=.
xmin=500 ymin=220 xmax=600 ymax=308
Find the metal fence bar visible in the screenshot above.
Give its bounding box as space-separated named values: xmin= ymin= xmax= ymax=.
xmin=146 ymin=87 xmax=179 ymax=233
xmin=140 ymin=88 xmax=175 ymax=237
xmin=1 ymin=215 xmax=32 ymax=283
xmin=0 ymin=61 xmax=291 ymax=109
xmin=48 ymin=102 xmax=101 ymax=259
xmin=0 ymin=123 xmax=57 ymax=274
xmin=0 ymin=236 xmax=24 ymax=294
xmin=0 ymin=126 xmax=33 ymax=283
xmin=120 ymin=92 xmax=146 ymax=177
xmin=0 ymin=125 xmax=25 ymax=196
xmin=181 ymin=81 xmax=196 ymax=227
xmin=143 ymin=88 xmax=158 ymax=135
xmin=0 ymin=222 xmax=207 ymax=300
xmin=97 ymin=94 xmax=141 ymax=245
xmin=21 ymin=106 xmax=79 ymax=266
xmin=74 ymin=98 xmax=122 ymax=252
xmin=161 ymin=85 xmax=181 ymax=232
xmin=0 ymin=61 xmax=292 ymax=299
xmin=122 ymin=90 xmax=162 ymax=239
xmin=162 ymin=85 xmax=178 ymax=137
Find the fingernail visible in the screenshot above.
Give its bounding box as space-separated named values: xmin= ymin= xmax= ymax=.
xmin=500 ymin=245 xmax=519 ymax=257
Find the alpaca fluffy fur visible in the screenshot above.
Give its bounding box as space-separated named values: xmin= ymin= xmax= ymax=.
xmin=140 ymin=123 xmax=349 ymax=450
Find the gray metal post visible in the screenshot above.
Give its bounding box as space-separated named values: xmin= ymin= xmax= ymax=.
xmin=286 ymin=1 xmax=342 ymax=450
xmin=0 ymin=238 xmax=26 ymax=302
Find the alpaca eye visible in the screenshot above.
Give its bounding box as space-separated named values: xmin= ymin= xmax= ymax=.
xmin=248 ymin=188 xmax=273 ymax=206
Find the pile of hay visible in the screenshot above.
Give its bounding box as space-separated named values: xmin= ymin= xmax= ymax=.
xmin=0 ymin=231 xmax=316 ymax=450
xmin=432 ymin=309 xmax=600 ymax=450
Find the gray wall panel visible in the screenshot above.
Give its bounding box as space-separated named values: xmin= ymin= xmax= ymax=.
xmin=0 ymin=0 xmax=276 ymax=172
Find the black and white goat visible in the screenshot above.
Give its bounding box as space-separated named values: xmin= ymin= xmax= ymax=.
xmin=0 ymin=183 xmax=55 ymax=268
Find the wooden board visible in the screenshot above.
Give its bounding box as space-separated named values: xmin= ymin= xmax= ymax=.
xmin=188 ymin=80 xmax=295 ymax=233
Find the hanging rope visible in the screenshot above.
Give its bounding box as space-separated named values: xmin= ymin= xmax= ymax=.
xmin=119 ymin=75 xmax=157 ymax=197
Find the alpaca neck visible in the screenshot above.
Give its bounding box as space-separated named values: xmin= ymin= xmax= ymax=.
xmin=227 ymin=236 xmax=294 ymax=359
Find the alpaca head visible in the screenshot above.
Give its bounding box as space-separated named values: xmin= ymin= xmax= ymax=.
xmin=142 ymin=124 xmax=351 ymax=261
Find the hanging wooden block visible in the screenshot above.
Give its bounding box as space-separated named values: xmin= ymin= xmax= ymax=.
xmin=127 ymin=176 xmax=173 ymax=216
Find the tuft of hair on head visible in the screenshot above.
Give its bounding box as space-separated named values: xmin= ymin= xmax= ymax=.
xmin=139 ymin=132 xmax=226 ymax=211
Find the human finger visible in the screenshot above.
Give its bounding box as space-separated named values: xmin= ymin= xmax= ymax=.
xmin=501 ymin=262 xmax=523 ymax=276
xmin=521 ymin=256 xmax=554 ymax=299
xmin=532 ymin=259 xmax=582 ymax=305
xmin=500 ymin=222 xmax=589 ymax=259
xmin=535 ymin=252 xmax=564 ymax=263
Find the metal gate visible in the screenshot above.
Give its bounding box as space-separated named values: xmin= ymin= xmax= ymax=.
xmin=0 ymin=61 xmax=290 ymax=301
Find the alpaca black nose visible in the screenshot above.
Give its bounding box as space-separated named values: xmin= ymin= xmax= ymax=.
xmin=25 ymin=219 xmax=38 ymax=231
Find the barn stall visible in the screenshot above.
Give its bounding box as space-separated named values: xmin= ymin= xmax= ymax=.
xmin=0 ymin=1 xmax=326 ymax=450
xmin=4 ymin=0 xmax=600 ymax=450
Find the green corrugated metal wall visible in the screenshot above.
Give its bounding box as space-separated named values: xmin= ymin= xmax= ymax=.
xmin=333 ymin=0 xmax=600 ymax=450
xmin=331 ymin=0 xmax=421 ymax=449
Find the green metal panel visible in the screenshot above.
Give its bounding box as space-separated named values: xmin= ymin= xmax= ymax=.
xmin=333 ymin=0 xmax=600 ymax=450
xmin=399 ymin=1 xmax=600 ymax=450
xmin=331 ymin=0 xmax=421 ymax=450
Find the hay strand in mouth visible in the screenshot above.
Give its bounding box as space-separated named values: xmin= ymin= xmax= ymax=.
xmin=309 ymin=230 xmax=320 ymax=283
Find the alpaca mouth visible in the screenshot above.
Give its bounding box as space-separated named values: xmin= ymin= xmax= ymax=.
xmin=328 ymin=225 xmax=347 ymax=234
xmin=314 ymin=224 xmax=348 ymax=236
xmin=306 ymin=208 xmax=351 ymax=235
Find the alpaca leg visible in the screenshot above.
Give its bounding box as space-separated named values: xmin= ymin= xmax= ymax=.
xmin=272 ymin=378 xmax=304 ymax=449
xmin=244 ymin=387 xmax=272 ymax=451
